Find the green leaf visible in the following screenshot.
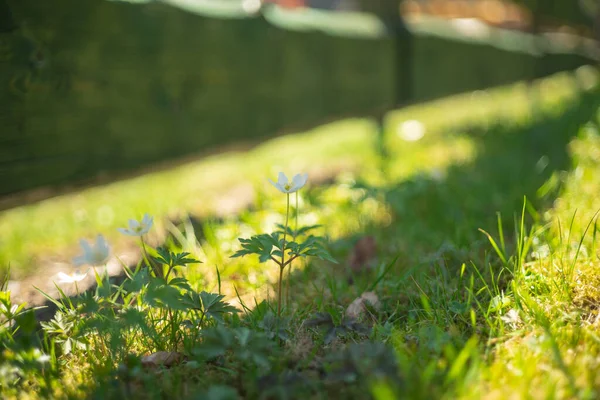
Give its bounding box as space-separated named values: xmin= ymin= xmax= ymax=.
xmin=182 ymin=291 xmax=203 ymax=310
xmin=153 ymin=247 xmax=201 ymax=267
xmin=144 ymin=278 xmax=188 ymax=311
xmin=200 ymin=291 xmax=238 ymax=322
xmin=195 ymin=325 xmax=234 ymax=359
xmin=232 ymin=233 xmax=282 ymax=264
xmin=121 ymin=268 xmax=149 ymax=293
xmin=276 ymin=224 xmax=322 ymax=238
xmin=288 ymin=236 xmax=337 ymax=264
xmin=168 ymin=277 xmax=193 ymax=291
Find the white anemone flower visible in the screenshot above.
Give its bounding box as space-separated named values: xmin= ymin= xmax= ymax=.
xmin=269 ymin=172 xmax=308 ymax=194
xmin=56 ymin=270 xmax=89 ymax=284
xmin=73 ymin=235 xmax=110 ymax=266
xmin=118 ymin=213 xmax=154 ymax=236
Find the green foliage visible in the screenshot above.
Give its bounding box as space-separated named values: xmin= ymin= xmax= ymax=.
xmin=0 ymin=276 xmax=54 ymax=395
xmin=153 ymin=248 xmax=200 ymax=266
xmin=194 ymin=326 xmax=277 ymax=371
xmin=232 ymin=233 xmax=281 ymax=263
xmin=323 ymin=342 xmax=399 ymax=384
xmin=152 ymin=247 xmax=200 ymax=280
xmin=257 ymin=311 xmax=290 ymax=341
xmin=40 ymin=309 xmax=87 ymax=355
xmin=3 ymin=70 xmax=600 ymax=399
xmin=182 ymin=291 xmax=238 ymax=324
xmin=232 ymin=229 xmax=337 ymax=265
xmin=305 ymin=312 xmax=371 ymax=345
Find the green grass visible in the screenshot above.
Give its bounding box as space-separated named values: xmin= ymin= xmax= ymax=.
xmin=3 ymin=66 xmax=600 ymax=399
xmin=1 ymin=68 xmax=594 ymax=280
xmin=0 ymin=119 xmax=379 ymax=279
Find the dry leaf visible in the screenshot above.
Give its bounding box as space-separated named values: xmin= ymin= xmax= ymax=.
xmin=345 ymin=291 xmax=380 ymax=320
xmin=141 ymin=351 xmax=184 ymax=368
xmin=347 ymin=236 xmax=377 ymax=272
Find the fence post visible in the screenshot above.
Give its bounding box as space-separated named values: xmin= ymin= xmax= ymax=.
xmin=368 ymin=0 xmax=413 ymax=166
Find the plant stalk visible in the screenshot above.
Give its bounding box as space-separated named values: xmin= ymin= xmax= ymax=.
xmin=278 ymin=193 xmax=290 ymax=318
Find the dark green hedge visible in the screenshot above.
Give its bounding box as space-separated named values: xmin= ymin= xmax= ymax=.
xmin=508 ymin=0 xmax=594 ymax=29
xmin=0 ymin=0 xmax=596 ymax=195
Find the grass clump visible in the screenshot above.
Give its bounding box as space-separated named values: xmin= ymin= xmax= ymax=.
xmin=3 ymin=67 xmax=600 ymax=399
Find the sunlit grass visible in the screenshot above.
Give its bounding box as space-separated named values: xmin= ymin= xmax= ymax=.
xmin=463 ymin=125 xmax=600 ymax=399
xmin=3 ymin=67 xmax=600 ymax=399
xmin=3 ymin=69 xmax=595 ymax=281
xmin=0 ymin=120 xmax=378 ymax=278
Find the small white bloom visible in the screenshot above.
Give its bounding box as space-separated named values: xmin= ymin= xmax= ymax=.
xmin=73 ymin=235 xmax=110 ymax=266
xmin=118 ymin=213 xmax=154 ymax=236
xmin=36 ymin=354 xmax=51 ymax=364
xmin=56 ymin=270 xmax=89 ymax=284
xmin=397 ymin=120 xmax=425 ymax=142
xmin=500 ymin=308 xmax=522 ymax=328
xmin=269 ymin=172 xmax=308 ymax=194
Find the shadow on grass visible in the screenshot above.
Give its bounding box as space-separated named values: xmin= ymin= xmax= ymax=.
xmin=290 ymin=87 xmax=600 ymax=309
xmin=32 ymin=88 xmax=600 ymax=321
xmin=22 ymin=88 xmax=600 ymax=399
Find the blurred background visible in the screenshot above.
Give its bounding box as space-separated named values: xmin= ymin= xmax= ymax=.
xmin=0 ymin=0 xmax=598 ymax=201
xmin=1 ymin=0 xmax=600 ymax=294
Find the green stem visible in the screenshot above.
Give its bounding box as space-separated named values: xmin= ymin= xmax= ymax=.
xmin=278 ymin=193 xmax=290 ymax=318
xmin=165 ymin=262 xmax=175 ymax=282
xmin=277 ymin=265 xmax=285 ymax=319
xmin=295 ymin=191 xmax=299 ymax=238
xmin=141 ymin=237 xmax=159 ymax=278
xmin=168 ymin=307 xmax=177 ymax=351
xmin=287 ymin=192 xmax=299 ymax=306
xmin=105 ymin=262 xmax=110 ymax=287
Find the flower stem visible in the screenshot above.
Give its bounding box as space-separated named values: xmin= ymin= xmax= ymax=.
xmin=286 ymin=191 xmax=299 ymax=306
xmin=295 ymin=191 xmax=299 ymax=233
xmin=277 ymin=265 xmax=285 ymax=318
xmin=140 ymin=237 xmax=158 ymax=278
xmin=278 ymin=193 xmax=290 ymax=318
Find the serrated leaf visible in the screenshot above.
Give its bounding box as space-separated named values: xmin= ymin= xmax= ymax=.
xmin=168 ymin=277 xmax=193 ymax=291
xmin=122 ymin=268 xmax=149 ymax=293
xmin=144 ymin=280 xmax=187 ymax=311
xmin=153 ymin=247 xmax=201 ymax=267
xmin=181 ymin=291 xmax=203 ymax=310
xmin=232 ymin=233 xmax=281 ymax=264
xmin=200 ymin=291 xmax=238 ymax=322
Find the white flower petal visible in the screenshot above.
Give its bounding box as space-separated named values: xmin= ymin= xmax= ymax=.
xmin=96 ymin=235 xmax=109 ymax=253
xmin=56 ymin=270 xmax=89 ymax=283
xmin=73 ymin=236 xmax=110 ymax=266
xmin=128 ymin=219 xmax=141 ymax=230
xmin=269 ymin=179 xmax=286 ymax=194
xmin=118 ymin=214 xmax=154 ymax=237
xmin=291 ymin=173 xmax=308 ymax=192
xmin=142 ymin=213 xmax=153 ymax=227
xmin=277 ymin=172 xmax=288 ymax=187
xmin=79 ymin=239 xmax=92 ymax=255
xmin=270 ymin=172 xmax=308 ymax=194
xmin=56 ymin=272 xmax=72 ymax=281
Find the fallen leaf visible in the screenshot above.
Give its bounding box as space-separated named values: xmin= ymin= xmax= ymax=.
xmin=141 ymin=351 xmax=184 ymax=368
xmin=347 ymin=236 xmax=377 ymax=272
xmin=345 ymin=291 xmax=380 ymax=320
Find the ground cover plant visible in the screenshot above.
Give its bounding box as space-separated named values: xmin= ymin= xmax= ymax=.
xmin=2 ymin=67 xmax=600 ymax=399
